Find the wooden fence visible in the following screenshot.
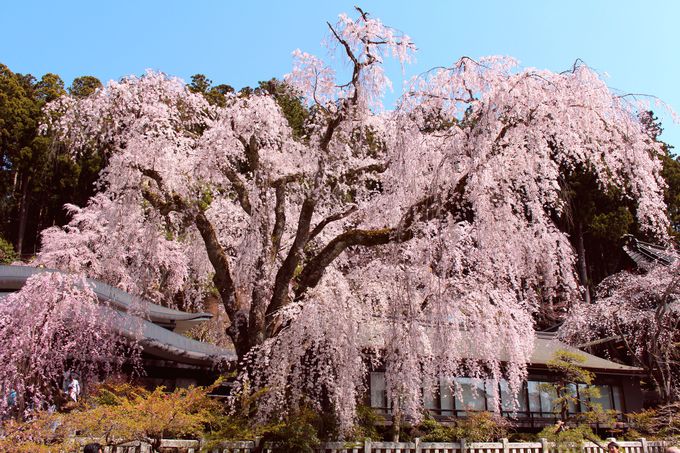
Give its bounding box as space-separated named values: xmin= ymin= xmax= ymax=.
xmin=95 ymin=438 xmax=670 ymax=453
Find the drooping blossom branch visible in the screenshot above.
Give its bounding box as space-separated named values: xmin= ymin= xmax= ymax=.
xmin=34 ymin=8 xmax=671 ymax=432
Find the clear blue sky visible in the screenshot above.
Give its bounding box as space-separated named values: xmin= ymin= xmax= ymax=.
xmin=2 ymin=1 xmax=679 ymax=148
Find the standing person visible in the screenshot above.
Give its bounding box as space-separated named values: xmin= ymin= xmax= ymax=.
xmin=68 ymin=375 xmax=81 ymax=402
xmin=83 ymin=443 xmax=103 ymax=453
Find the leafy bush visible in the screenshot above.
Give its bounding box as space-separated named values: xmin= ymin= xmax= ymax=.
xmin=537 ymin=422 xmax=602 ymax=449
xmin=625 ymin=403 xmax=680 ymax=440
xmin=0 ymin=236 xmax=17 ymax=263
xmin=455 ymin=412 xmax=511 ymax=442
xmin=350 ymin=404 xmax=381 ymax=441
xmin=0 ymin=380 xmax=226 ymax=451
xmin=415 ymin=412 xmax=511 ymax=442
xmin=0 ymin=411 xmax=75 ymax=452
xmin=259 ymin=407 xmax=323 ymax=453
xmin=70 ymin=381 xmax=223 ymax=450
xmin=417 ymin=418 xmax=458 ymax=442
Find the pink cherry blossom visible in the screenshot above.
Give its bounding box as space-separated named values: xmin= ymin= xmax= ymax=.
xmin=32 ymin=8 xmax=670 ymax=431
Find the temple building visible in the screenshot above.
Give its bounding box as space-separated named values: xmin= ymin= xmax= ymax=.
xmin=0 ymin=264 xmax=235 ymax=389
xmin=368 ymin=331 xmax=643 ymax=429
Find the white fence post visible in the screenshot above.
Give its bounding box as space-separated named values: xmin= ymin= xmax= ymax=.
xmin=461 ymin=438 xmax=468 ymax=453
xmin=502 ymin=438 xmax=510 ymax=453
xmin=541 ymin=437 xmax=549 ymax=453
xmin=415 ymin=437 xmax=421 ymax=453
xmin=640 ymin=438 xmax=649 ymax=453
xmin=364 ymin=438 xmax=372 ymax=453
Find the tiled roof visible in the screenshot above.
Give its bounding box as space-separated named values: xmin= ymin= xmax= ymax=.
xmin=532 ymin=332 xmax=641 ymax=373
xmin=0 ymin=265 xmax=236 ymax=366
xmin=622 ymin=235 xmax=676 ymax=269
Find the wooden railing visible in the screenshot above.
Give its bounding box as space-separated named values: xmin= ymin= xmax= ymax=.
xmin=94 ymin=438 xmax=669 ymax=453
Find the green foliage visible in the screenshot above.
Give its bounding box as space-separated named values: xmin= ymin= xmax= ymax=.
xmin=69 ymin=381 xmax=224 ymax=448
xmin=544 ymin=350 xmax=596 ymax=421
xmin=546 ymin=350 xmax=595 ymax=384
xmin=203 ymin=383 xmax=267 ymax=445
xmin=0 ymin=380 xmax=229 ymax=451
xmin=261 ymin=407 xmax=323 ymax=453
xmin=188 ymin=74 xmax=234 ymax=107
xmin=417 ymin=418 xmax=458 ymax=442
xmin=258 ymin=78 xmax=309 ymax=140
xmin=0 ymin=235 xmax=17 ymax=263
xmin=350 ymin=404 xmax=381 ymax=440
xmin=537 ymin=422 xmax=601 ymax=448
xmin=590 ymin=207 xmax=634 ymax=242
xmin=454 ymin=412 xmax=511 ymax=442
xmin=625 ymin=402 xmax=680 ymax=440
xmin=0 ymin=411 xmax=77 ymax=452
xmin=0 ymin=62 xmax=105 ymax=254
xmin=69 ymin=75 xmax=103 ymax=98
xmin=661 ymin=152 xmax=680 ymax=237
xmin=415 ymin=412 xmax=510 ymax=442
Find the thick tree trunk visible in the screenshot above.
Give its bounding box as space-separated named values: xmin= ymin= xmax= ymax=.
xmin=15 ymin=173 xmax=30 ymax=256
xmin=391 ymin=404 xmax=401 ymax=442
xmin=576 ymin=222 xmax=591 ymax=304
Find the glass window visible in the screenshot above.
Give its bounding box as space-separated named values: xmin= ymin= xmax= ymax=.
xmin=539 ymin=382 xmax=554 ymax=415
xmin=578 ymin=383 xmax=589 ymax=412
xmin=440 ymin=378 xmax=454 ymax=415
xmin=423 ymin=381 xmax=438 ymax=412
xmin=500 ymin=380 xmax=528 ymax=414
xmin=455 ymin=377 xmax=486 ymax=412
xmin=527 ymin=381 xmax=542 ymax=414
xmin=567 ymin=383 xmax=578 ymax=414
xmin=370 ymin=372 xmax=388 ymax=411
xmin=485 ymin=380 xmax=500 ymax=411
xmin=590 ymin=384 xmax=614 ymax=410
xmin=612 ymin=385 xmax=623 ymax=412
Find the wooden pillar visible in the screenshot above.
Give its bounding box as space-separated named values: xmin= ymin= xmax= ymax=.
xmin=364 ymin=438 xmax=372 ymax=453
xmin=502 ymin=438 xmax=510 ymax=453
xmin=461 ymin=438 xmax=468 ymax=453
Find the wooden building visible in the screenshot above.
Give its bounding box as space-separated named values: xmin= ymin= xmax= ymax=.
xmin=0 ymin=264 xmax=235 ymax=390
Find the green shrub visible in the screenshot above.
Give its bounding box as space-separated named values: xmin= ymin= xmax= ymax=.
xmin=351 ymin=404 xmax=381 ymax=440
xmin=455 ymin=412 xmax=511 ymax=442
xmin=415 ymin=412 xmax=510 ymax=442
xmin=417 ymin=418 xmax=458 ymax=442
xmin=0 ymin=236 xmax=17 ymax=264
xmin=260 ymin=407 xmax=322 ymax=453
xmin=537 ymin=422 xmax=602 ymax=449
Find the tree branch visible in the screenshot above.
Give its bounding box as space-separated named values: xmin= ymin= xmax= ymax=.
xmin=296 ymin=176 xmax=470 ymax=298
xmin=238 ymin=134 xmax=260 ymax=173
xmin=194 ymin=211 xmax=247 ymax=357
xmin=265 ymin=197 xmax=317 ymax=336
xmin=309 ymin=206 xmax=358 ymax=240
xmin=220 ymin=165 xmax=252 ymax=215
xmin=296 ymin=227 xmax=394 ymax=294
xmin=271 ymin=183 xmax=287 ymax=258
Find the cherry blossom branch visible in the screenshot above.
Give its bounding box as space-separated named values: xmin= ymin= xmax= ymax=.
xmin=194 ymin=210 xmax=248 ymax=354
xmin=295 ymin=227 xmax=395 ymax=296
xmin=309 ymin=205 xmax=358 ymax=240
xmin=219 ymin=164 xmax=252 ymax=215
xmin=237 ymin=134 xmax=260 ymax=173
xmin=271 ymin=183 xmax=287 ymax=258
xmin=266 ymin=197 xmax=317 ymax=335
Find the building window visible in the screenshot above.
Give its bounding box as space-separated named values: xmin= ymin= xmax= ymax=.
xmin=368 ymin=372 xmax=624 ymax=419
xmin=500 ymin=380 xmax=528 ymax=415
xmin=440 ymin=377 xmax=455 ymax=415
xmin=370 ymin=372 xmax=389 ymax=413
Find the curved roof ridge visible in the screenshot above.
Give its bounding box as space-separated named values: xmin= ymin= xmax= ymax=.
xmin=0 ymin=264 xmax=213 ymax=328
xmin=0 ymin=264 xmax=236 ymax=366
